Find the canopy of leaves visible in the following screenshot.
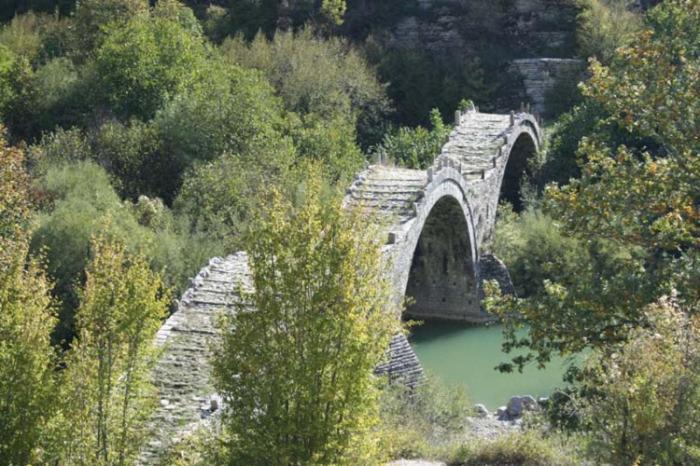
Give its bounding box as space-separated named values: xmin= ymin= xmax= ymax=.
xmin=488 ymin=0 xmax=700 ymax=373
xmin=221 ymin=28 xmax=391 ymax=148
xmin=212 ymin=166 xmax=399 ymax=464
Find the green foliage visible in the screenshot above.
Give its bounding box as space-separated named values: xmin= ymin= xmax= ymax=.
xmin=582 ymin=298 xmax=700 ymax=464
xmin=95 ymin=13 xmax=206 ymax=120
xmin=221 ymin=29 xmax=391 ymax=148
xmin=48 ymin=235 xmax=169 ymax=465
xmin=367 ymin=44 xmax=488 ymax=128
xmin=373 ymin=108 xmax=449 ymax=169
xmin=576 ymin=0 xmax=642 ymax=63
xmin=287 ymin=112 xmax=364 ymax=182
xmin=490 ymin=205 xmax=588 ymax=298
xmin=582 ymin=1 xmax=700 ymax=155
xmin=488 ymin=0 xmax=700 ymax=374
xmin=152 ymin=60 xmax=291 ymax=201
xmin=378 ymin=377 xmax=471 ymax=461
xmin=0 ymin=239 xmax=58 ymax=466
xmin=0 ymin=140 xmax=58 ymax=465
xmin=454 ymin=431 xmax=581 ymax=466
xmin=174 ymin=148 xmax=294 ymax=251
xmin=212 ymin=167 xmax=399 ymax=465
xmin=0 ymin=130 xmax=30 ymax=238
xmin=31 ymin=160 xmax=217 ymax=343
xmin=72 ymin=0 xmax=149 ymax=54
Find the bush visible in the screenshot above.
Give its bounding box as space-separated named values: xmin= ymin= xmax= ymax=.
xmin=152 ymin=60 xmax=291 ymax=201
xmin=367 ymin=44 xmax=489 ymax=128
xmin=221 ymin=29 xmax=391 ymax=148
xmin=31 ymin=161 xmax=220 ymax=343
xmin=378 ymin=377 xmax=472 ymax=461
xmin=581 ymin=298 xmax=700 ymax=465
xmin=490 ymin=205 xmax=587 ymax=298
xmin=212 ymin=168 xmax=398 ymax=465
xmin=455 ymin=431 xmax=581 ymax=466
xmin=373 ymin=108 xmax=449 ymax=169
xmin=174 ymin=147 xmax=295 ymax=252
xmin=576 ymin=0 xmax=642 ymax=63
xmin=95 ymin=13 xmax=206 ymax=120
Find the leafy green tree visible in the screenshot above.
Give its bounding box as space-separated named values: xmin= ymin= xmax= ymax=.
xmin=212 ymin=167 xmax=399 ymax=465
xmin=372 ymin=108 xmax=449 ymax=169
xmin=582 ymin=297 xmax=700 ymax=464
xmin=174 ymin=148 xmax=295 ymax=250
xmin=72 ymin=0 xmax=148 ymax=55
xmin=31 ymin=160 xmax=210 ymax=343
xmin=94 ymin=13 xmax=206 ymax=120
xmin=0 ymin=138 xmax=58 ymax=465
xmin=487 ymin=0 xmax=700 ymax=372
xmin=221 ymin=29 xmax=391 ymax=148
xmin=576 ymin=0 xmax=642 ymax=63
xmin=0 ymin=238 xmax=58 ymax=465
xmin=152 ymin=59 xmax=291 ymax=201
xmin=49 ymin=235 xmax=169 ymax=465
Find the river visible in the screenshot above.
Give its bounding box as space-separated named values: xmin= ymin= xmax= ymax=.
xmin=409 ymin=321 xmax=572 ymax=409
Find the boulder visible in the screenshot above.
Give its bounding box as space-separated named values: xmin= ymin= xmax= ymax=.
xmin=506 ymin=396 xmax=524 ymax=418
xmin=473 ymin=403 xmax=489 ymax=418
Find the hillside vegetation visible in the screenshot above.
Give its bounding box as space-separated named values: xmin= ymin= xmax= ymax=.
xmin=0 ymin=0 xmax=698 ymax=465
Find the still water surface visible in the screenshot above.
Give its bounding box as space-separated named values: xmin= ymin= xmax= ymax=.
xmin=409 ymin=322 xmax=571 ymax=410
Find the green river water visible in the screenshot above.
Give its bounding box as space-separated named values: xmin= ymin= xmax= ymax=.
xmin=409 ymin=322 xmax=571 ymax=410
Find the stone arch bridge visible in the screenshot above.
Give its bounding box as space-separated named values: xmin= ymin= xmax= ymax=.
xmin=140 ymin=108 xmax=542 ymax=462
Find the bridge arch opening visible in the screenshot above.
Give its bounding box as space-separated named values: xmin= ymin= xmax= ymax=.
xmin=404 ymin=195 xmax=477 ymax=322
xmin=500 ymin=132 xmax=537 ymax=212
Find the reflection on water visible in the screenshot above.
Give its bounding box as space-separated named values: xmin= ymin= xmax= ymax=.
xmin=409 ymin=321 xmax=572 ymax=410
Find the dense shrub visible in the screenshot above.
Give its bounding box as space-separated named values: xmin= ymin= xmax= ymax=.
xmin=31 ymin=161 xmax=219 ymax=343
xmin=378 ymin=377 xmax=471 ymax=461
xmin=94 ymin=14 xmax=207 ymax=120
xmin=490 ymin=205 xmax=587 ymax=298
xmin=212 ymin=169 xmax=397 ymax=465
xmin=174 ymin=148 xmax=295 ymax=250
xmin=582 ymin=298 xmax=700 ymax=464
xmin=367 ymin=44 xmax=489 ymax=128
xmin=372 ymin=108 xmax=449 ymax=169
xmin=221 ymin=29 xmax=391 ymax=148
xmin=576 ymin=0 xmax=642 ymax=63
xmin=454 ymin=431 xmax=581 ymax=466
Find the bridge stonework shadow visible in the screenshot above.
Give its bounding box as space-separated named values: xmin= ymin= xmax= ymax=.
xmin=139 ymin=108 xmax=542 ymax=463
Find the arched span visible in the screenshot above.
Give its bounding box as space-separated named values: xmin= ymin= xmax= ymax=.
xmin=387 ymin=167 xmax=489 ymax=323
xmin=404 ymin=195 xmax=477 ymax=321
xmin=500 ymin=131 xmax=538 ymax=211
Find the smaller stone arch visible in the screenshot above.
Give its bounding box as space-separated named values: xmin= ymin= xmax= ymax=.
xmin=389 ymin=167 xmax=490 ymax=323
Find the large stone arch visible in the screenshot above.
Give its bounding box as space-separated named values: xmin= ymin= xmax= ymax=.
xmin=388 ymin=169 xmax=484 ymax=322
xmin=141 ymin=109 xmax=543 ymax=463
xmin=497 ymin=118 xmax=539 ymax=212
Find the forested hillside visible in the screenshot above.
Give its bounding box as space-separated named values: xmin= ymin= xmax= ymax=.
xmin=0 ymin=0 xmax=698 ymax=465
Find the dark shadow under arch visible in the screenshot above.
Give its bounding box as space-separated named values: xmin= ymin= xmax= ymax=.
xmin=404 ymin=196 xmax=476 ymax=321
xmin=501 ymin=133 xmax=537 ymax=212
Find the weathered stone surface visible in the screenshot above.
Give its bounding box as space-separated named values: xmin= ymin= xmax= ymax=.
xmin=474 ymin=403 xmax=489 ymax=418
xmin=479 ymin=253 xmax=516 ymax=297
xmin=142 ymin=109 xmax=543 ymax=463
xmin=511 ymin=58 xmax=586 ymax=115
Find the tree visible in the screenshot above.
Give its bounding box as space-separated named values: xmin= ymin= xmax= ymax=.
xmin=49 ymin=235 xmax=170 ymax=465
xmin=221 ymin=29 xmax=391 ymax=148
xmin=212 ymin=167 xmax=399 ymax=465
xmin=576 ymin=0 xmax=642 ymax=64
xmin=487 ymin=0 xmax=700 ymax=372
xmin=372 ymin=108 xmax=450 ymax=169
xmin=94 ymin=13 xmax=206 ymax=120
xmin=0 ymin=135 xmax=58 ymax=465
xmin=582 ymin=297 xmax=700 ymax=464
